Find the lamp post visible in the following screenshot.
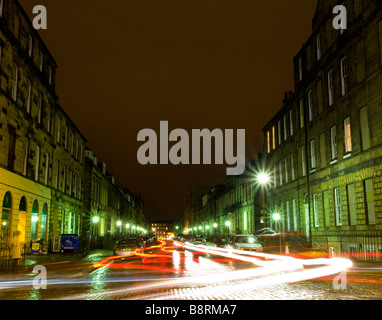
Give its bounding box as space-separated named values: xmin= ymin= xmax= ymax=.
xmin=92 ymin=216 xmax=100 ymax=248
xmin=257 ymin=173 xmax=270 ymax=229
xmin=117 ymin=220 xmax=122 ymax=235
xmin=126 ymin=223 xmax=130 ymax=235
xmin=225 ymin=221 xmax=231 ymax=236
xmin=213 ymin=223 xmax=218 ymax=235
xmin=272 ymin=212 xmax=282 ymax=254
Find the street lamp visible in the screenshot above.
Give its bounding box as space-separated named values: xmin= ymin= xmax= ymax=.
xmin=225 ymin=221 xmax=231 ymax=235
xmin=213 ymin=223 xmax=218 ymax=235
xmin=273 ymin=212 xmax=282 ymax=254
xmin=91 ymin=216 xmax=100 ymax=248
xmin=257 ymin=172 xmax=270 ymax=229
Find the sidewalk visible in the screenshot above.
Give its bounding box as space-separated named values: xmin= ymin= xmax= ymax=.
xmin=23 ymin=249 xmax=114 ymax=272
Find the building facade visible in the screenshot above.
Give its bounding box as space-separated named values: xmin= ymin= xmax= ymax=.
xmin=0 ymin=0 xmax=145 ymax=256
xmin=185 ymin=160 xmax=263 ymax=237
xmin=262 ymin=0 xmax=382 ymax=261
xmin=83 ymin=149 xmax=144 ymax=241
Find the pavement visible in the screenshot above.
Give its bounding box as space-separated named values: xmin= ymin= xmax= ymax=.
xmin=17 ymin=249 xmax=114 ymax=275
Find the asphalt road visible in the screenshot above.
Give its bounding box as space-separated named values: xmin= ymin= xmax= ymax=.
xmin=0 ymin=239 xmax=381 ymax=300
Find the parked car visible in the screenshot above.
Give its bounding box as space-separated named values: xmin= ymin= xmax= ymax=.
xmin=113 ymin=238 xmax=144 ymax=256
xmin=205 ymin=235 xmax=229 ymax=248
xmin=225 ymin=235 xmax=263 ymax=252
xmin=192 ymin=236 xmax=207 ymax=245
xmin=254 ymin=228 xmax=278 ymax=237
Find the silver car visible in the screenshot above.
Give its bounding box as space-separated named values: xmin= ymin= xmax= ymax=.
xmin=226 ymin=235 xmax=263 ymax=252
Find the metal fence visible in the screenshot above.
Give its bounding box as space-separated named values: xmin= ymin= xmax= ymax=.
xmin=0 ymin=244 xmax=26 ymax=271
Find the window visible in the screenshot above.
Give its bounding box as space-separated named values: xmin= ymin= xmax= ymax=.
xmin=37 ymin=92 xmax=42 ymax=124
xmin=284 ymin=157 xmax=289 ymax=183
xmin=283 ymin=115 xmax=287 ymax=141
xmin=267 ymin=131 xmax=271 ymax=154
xmin=308 ymin=90 xmax=313 ymax=121
xmin=35 ymin=145 xmax=40 ymax=181
xmin=40 ymin=52 xmax=44 ymax=72
xmin=316 ymin=33 xmax=321 ymax=61
xmin=55 ymin=160 xmax=60 ymax=189
xmin=63 ymin=165 xmax=67 ymax=193
xmin=0 ymin=0 xmax=3 ymax=17
xmin=7 ymin=126 xmax=16 ymax=171
xmin=364 ymin=179 xmax=376 ymax=225
xmin=301 ymin=145 xmax=306 ymax=177
xmin=26 ymin=80 xmax=32 ymax=113
xmin=347 ymin=184 xmax=357 ymax=226
xmin=75 ymin=138 xmax=79 ymax=159
xmin=328 ymin=70 xmax=334 ymax=106
xmin=12 ymin=63 xmax=18 ymax=102
xmin=57 ymin=117 xmax=61 ymax=143
xmin=23 ymin=138 xmax=29 ymax=176
xmin=359 ymin=106 xmax=371 ymax=151
xmin=320 ymin=133 xmax=326 ymax=168
xmin=330 ymin=126 xmax=337 ymax=161
xmin=289 ymin=109 xmax=294 ymax=136
xmin=47 ymin=104 xmax=51 ymax=133
xmin=279 ymin=161 xmax=283 ymax=186
xmin=71 ymin=133 xmax=74 ymax=155
xmin=291 ymin=154 xmax=295 ymax=181
xmin=44 ymin=152 xmax=49 ymax=185
xmin=292 ymin=199 xmax=297 ymax=231
xmin=286 ymin=201 xmax=291 ymax=232
xmin=334 ymin=187 xmax=342 ymax=226
xmin=310 ymin=139 xmax=316 ymax=170
xmin=340 ymin=57 xmax=348 ymax=96
xmin=278 ymin=121 xmax=281 ymax=146
xmin=28 ymin=35 xmax=33 ymax=57
xmin=273 ymin=164 xmax=277 ymax=188
xmin=298 ymin=57 xmax=303 ymax=81
xmin=48 ymin=66 xmax=53 ymax=84
xmin=78 ymin=177 xmax=82 ymax=200
xmin=344 ymin=117 xmax=352 ymax=154
xmin=313 ymin=194 xmax=319 ymax=227
xmin=299 ymin=99 xmax=304 ymax=128
xmin=80 ymin=144 xmax=83 ymax=163
xmin=64 ymin=125 xmax=68 ymax=149
xmin=272 ymin=126 xmax=276 ymax=150
xmin=69 ymin=170 xmax=73 ymax=195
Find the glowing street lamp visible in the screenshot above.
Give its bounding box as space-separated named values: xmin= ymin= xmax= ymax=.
xmin=92 ymin=216 xmax=99 ymax=224
xmin=225 ymin=220 xmax=231 ymax=235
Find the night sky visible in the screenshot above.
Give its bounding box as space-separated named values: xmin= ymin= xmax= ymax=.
xmin=19 ymin=0 xmax=317 ymax=219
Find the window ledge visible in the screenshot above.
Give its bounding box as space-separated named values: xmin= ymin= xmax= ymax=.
xmin=343 ymin=153 xmax=352 ymax=159
xmin=330 ymin=159 xmax=338 ymax=165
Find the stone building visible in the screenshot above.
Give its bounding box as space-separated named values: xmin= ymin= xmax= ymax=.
xmin=186 ymin=160 xmax=264 ymax=237
xmin=0 ymin=0 xmax=85 ymax=252
xmin=83 ymin=149 xmax=143 ymax=241
xmin=0 ymin=0 xmax=144 ymax=256
xmin=262 ymin=0 xmax=382 ymax=261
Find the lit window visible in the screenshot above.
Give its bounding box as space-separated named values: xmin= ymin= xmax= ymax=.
xmin=330 ymin=126 xmax=337 ymax=161
xmin=344 ymin=117 xmax=352 ymax=154
xmin=310 ymin=139 xmax=316 ymax=170
xmin=334 ymin=188 xmax=342 ymax=226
